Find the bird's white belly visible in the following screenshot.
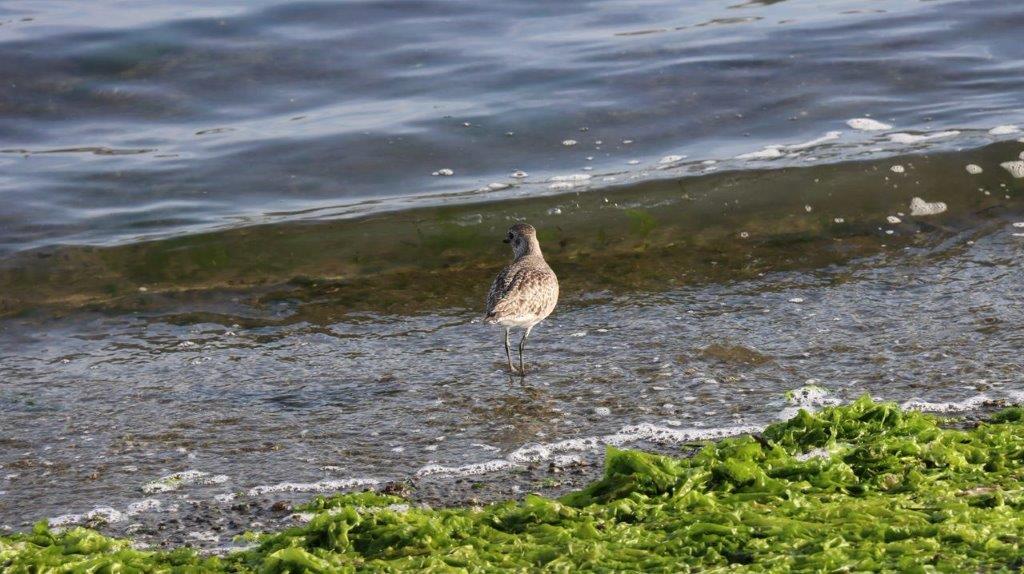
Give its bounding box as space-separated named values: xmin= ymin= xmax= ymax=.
xmin=495 ymin=315 xmax=541 ymax=329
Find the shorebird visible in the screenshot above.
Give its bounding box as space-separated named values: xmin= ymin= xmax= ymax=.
xmin=485 ymin=223 xmax=559 ymax=375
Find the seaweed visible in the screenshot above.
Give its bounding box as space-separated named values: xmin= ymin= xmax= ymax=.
xmin=5 ymin=397 xmax=1024 ymax=572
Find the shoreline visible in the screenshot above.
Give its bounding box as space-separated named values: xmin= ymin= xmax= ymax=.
xmin=5 ymin=397 xmax=1024 ymax=570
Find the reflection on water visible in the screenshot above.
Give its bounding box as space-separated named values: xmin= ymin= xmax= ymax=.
xmin=1 ymin=0 xmax=1023 ymax=250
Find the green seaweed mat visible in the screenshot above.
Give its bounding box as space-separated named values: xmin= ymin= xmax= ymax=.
xmin=5 ymin=397 xmax=1024 ymax=572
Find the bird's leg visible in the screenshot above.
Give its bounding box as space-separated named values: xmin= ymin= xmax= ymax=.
xmin=518 ymin=326 xmax=533 ymax=376
xmin=504 ymin=328 xmax=515 ymax=374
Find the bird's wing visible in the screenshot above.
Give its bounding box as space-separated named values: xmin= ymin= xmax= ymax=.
xmin=487 ymin=266 xmax=557 ymax=321
xmin=485 ymin=265 xmax=516 ymax=316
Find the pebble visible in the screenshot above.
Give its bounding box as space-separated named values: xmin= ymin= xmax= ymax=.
xmin=909 ymin=197 xmax=948 ymax=216
xmin=989 ymin=125 xmax=1020 ymax=135
xmin=1000 ymin=161 xmax=1024 ymax=179
xmin=846 ymin=118 xmax=891 ymax=131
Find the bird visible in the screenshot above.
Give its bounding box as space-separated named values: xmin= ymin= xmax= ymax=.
xmin=484 ymin=223 xmax=559 ymax=375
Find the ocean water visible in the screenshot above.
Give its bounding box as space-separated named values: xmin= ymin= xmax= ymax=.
xmin=1 ymin=0 xmax=1024 ymax=538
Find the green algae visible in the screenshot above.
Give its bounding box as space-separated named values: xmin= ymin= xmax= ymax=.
xmin=5 ymin=140 xmax=1023 ymax=320
xmin=6 ymin=397 xmax=1024 ymax=572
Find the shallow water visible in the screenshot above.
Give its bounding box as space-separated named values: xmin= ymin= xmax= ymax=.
xmin=3 ymin=143 xmax=1024 ymax=530
xmin=2 ymin=0 xmax=1024 ymax=540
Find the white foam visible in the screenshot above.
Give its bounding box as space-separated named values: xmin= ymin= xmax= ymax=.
xmin=549 ymin=173 xmax=592 ymax=190
xmin=126 ymin=498 xmax=162 ymax=515
xmin=413 ymin=422 xmax=759 ymax=479
xmin=551 ymin=454 xmax=584 ymax=466
xmin=887 ymin=215 xmax=902 ymax=224
xmin=901 ymin=395 xmax=995 ymax=413
xmin=49 ymin=506 xmax=126 ymax=528
xmin=909 ymin=197 xmax=948 ymax=216
xmin=787 ymin=131 xmax=842 ymax=150
xmin=507 ymin=444 xmax=553 ymax=463
xmin=431 ymin=169 xmax=454 ymax=177
xmin=965 ymin=164 xmax=983 ymax=174
xmin=888 ymin=131 xmax=959 ymax=144
xmin=1013 ymin=222 xmax=1024 ymax=228
xmin=561 ymin=139 xmax=577 ymax=146
xmin=1000 ymin=161 xmax=1024 ymax=178
xmin=247 ymin=477 xmax=379 ymax=496
xmin=607 ymin=423 xmax=762 ymax=445
xmin=737 ymin=146 xmax=784 ymax=160
xmin=511 ymin=170 xmax=528 ymax=178
xmin=659 ymin=154 xmax=686 ymax=164
xmin=787 ymin=385 xmax=841 ymax=409
xmin=989 ymin=125 xmax=1020 ymax=135
xmin=847 ymin=118 xmax=891 ymax=131
xmin=890 ymin=165 xmax=905 ymax=173
xmin=142 ymin=470 xmax=222 ymax=494
xmin=416 ymin=459 xmax=517 ymax=478
xmin=549 ymin=174 xmax=591 ymax=182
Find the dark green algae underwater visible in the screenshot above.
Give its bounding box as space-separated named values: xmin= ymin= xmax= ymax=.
xmin=7 ymin=398 xmax=1024 ymax=572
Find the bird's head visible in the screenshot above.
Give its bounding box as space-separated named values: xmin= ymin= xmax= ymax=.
xmin=503 ymin=223 xmax=539 ymax=258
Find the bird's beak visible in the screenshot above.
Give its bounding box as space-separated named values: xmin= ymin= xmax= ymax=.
xmin=503 ymin=238 xmax=511 ymax=243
